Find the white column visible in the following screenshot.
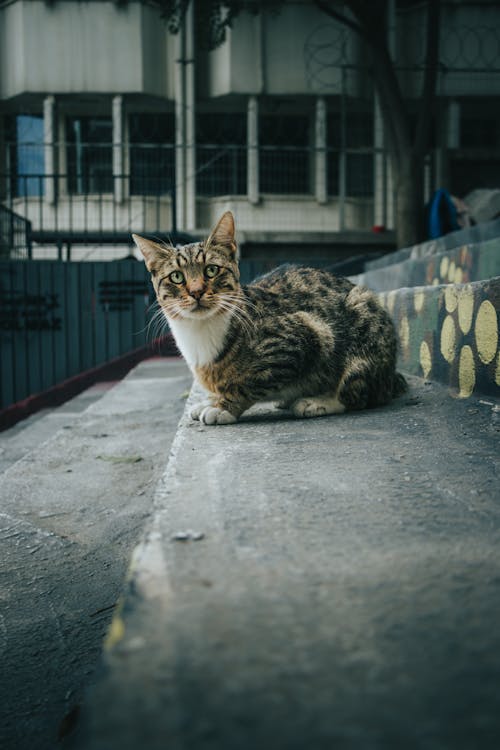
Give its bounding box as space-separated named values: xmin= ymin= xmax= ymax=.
xmin=247 ymin=95 xmax=259 ymax=205
xmin=44 ymin=95 xmax=56 ymax=205
xmin=0 ymin=116 xmax=6 ymax=201
xmin=315 ymin=97 xmax=327 ymax=205
xmin=112 ymin=95 xmax=124 ymax=204
xmin=184 ymin=1 xmax=196 ymax=231
xmin=175 ymin=21 xmax=186 ymax=230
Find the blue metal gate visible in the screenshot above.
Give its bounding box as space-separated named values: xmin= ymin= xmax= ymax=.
xmin=0 ymin=260 xmax=154 ymax=410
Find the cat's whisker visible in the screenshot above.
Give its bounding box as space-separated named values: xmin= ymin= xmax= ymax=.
xmin=216 ymin=300 xmax=254 ymax=339
xmin=146 ymin=307 xmax=167 ymax=336
xmin=139 ymin=308 xmax=163 ymax=339
xmin=222 ymin=293 xmax=260 ymax=314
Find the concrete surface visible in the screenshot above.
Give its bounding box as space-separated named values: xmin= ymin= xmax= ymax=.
xmin=0 ymin=357 xmax=191 ymax=750
xmin=365 ymin=218 xmax=500 ymax=271
xmin=355 ymin=237 xmax=500 ymax=292
xmin=0 ymin=382 xmax=117 ymax=473
xmin=76 ymin=376 xmax=500 ymax=750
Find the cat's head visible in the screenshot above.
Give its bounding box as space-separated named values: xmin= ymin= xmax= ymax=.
xmin=133 ymin=211 xmax=240 ymax=321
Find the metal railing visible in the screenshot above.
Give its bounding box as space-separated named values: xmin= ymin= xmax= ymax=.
xmin=1 ymin=141 xmax=381 ymax=255
xmin=1 ymin=174 xmax=178 ymax=250
xmin=0 ymin=204 xmax=32 ymax=259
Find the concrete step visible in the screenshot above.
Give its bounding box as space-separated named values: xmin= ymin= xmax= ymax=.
xmin=75 ymin=376 xmax=500 ymax=750
xmin=365 ymin=217 xmax=500 ymax=273
xmin=0 ymin=357 xmax=192 ymax=750
xmin=378 ymin=276 xmax=500 ymax=398
xmin=355 ymin=235 xmax=500 ymax=292
xmin=0 ymin=381 xmax=116 ymax=473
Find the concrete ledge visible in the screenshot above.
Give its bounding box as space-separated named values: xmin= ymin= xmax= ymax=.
xmin=379 ymin=277 xmax=500 ymax=398
xmin=365 ymin=218 xmax=500 ymax=272
xmin=77 ymin=377 xmax=500 ymax=749
xmin=0 ymin=334 xmax=177 ymax=432
xmin=0 ymin=358 xmax=192 ymax=749
xmin=355 ymin=237 xmax=500 ymax=292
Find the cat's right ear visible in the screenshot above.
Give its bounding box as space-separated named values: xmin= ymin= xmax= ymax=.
xmin=132 ymin=234 xmax=169 ymax=273
xmin=206 ymin=211 xmax=238 ymax=260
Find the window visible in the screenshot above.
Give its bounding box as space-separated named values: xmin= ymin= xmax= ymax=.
xmin=129 ymin=114 xmax=175 ymax=195
xmin=327 ymin=112 xmax=374 ymax=198
xmin=259 ymin=115 xmax=310 ymax=194
xmin=7 ymin=115 xmax=44 ymax=197
xmin=66 ymin=117 xmax=112 ymax=194
xmin=461 ymin=116 xmax=499 ymax=149
xmin=196 ymin=114 xmax=246 ymax=196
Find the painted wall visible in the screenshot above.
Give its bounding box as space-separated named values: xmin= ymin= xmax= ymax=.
xmin=0 ymin=0 xmax=170 ymax=99
xmin=196 ymin=195 xmax=374 ymax=234
xmin=206 ymin=4 xmax=364 ymax=98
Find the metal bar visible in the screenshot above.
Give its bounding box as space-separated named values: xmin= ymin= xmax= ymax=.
xmin=171 ymin=185 xmax=177 ymax=236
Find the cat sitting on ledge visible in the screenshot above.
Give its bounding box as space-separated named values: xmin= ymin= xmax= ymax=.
xmin=133 ymin=212 xmax=406 ymax=426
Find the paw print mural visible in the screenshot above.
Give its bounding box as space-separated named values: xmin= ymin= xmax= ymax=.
xmin=379 ymin=278 xmax=500 ymax=399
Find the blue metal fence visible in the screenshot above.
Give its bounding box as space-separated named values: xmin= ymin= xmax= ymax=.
xmin=0 ymin=259 xmax=155 ymax=410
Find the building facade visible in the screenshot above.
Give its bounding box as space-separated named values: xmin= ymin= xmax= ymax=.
xmin=0 ymin=0 xmax=499 ymax=260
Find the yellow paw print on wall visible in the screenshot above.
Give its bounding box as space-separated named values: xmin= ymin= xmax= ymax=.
xmin=438 ymin=288 xmax=499 ymax=397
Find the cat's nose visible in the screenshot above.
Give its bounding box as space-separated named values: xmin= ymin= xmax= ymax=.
xmin=189 ymin=286 xmax=204 ymax=300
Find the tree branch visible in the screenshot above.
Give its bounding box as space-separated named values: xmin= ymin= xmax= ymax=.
xmin=312 ymin=0 xmax=364 ymax=38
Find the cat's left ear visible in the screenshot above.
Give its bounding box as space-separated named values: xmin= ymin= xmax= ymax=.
xmin=206 ymin=211 xmax=238 ymax=260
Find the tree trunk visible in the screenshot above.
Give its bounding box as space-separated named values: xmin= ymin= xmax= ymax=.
xmin=312 ymin=1 xmax=440 ymax=250
xmin=393 ymin=152 xmax=425 ymax=250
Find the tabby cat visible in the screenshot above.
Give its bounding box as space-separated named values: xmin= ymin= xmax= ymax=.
xmin=133 ymin=212 xmax=406 ymax=425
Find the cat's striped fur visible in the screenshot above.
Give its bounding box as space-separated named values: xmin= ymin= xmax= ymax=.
xmin=133 ymin=212 xmax=406 ymax=425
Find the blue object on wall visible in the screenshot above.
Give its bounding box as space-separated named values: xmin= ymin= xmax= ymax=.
xmin=428 ymin=188 xmax=460 ymax=239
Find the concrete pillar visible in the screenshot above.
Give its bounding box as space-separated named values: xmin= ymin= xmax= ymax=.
xmin=338 ymin=69 xmax=347 ymax=230
xmin=434 ymin=100 xmax=460 ymax=191
xmin=315 ymin=97 xmax=327 ymax=205
xmin=384 ymin=0 xmax=396 ymax=229
xmin=247 ymin=96 xmax=259 ymax=205
xmin=112 ymin=95 xmax=124 ymax=204
xmin=175 ymin=21 xmax=186 ymax=230
xmin=0 ymin=115 xmax=6 ymax=201
xmin=44 ymin=95 xmax=56 ymax=204
xmin=184 ymin=1 xmax=196 ymax=231
xmin=373 ymin=94 xmax=387 ymax=227
xmin=446 ymin=100 xmax=460 ymax=149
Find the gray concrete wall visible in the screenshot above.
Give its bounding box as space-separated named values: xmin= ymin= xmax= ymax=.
xmin=206 ymin=4 xmax=364 ymax=97
xmin=0 ymin=0 xmax=170 ymax=99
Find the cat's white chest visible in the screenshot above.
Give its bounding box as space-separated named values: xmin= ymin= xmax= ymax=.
xmin=166 ymin=312 xmax=231 ymax=368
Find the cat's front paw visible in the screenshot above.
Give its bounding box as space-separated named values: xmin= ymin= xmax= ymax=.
xmin=199 ymin=406 xmax=238 ymax=426
xmin=190 ymin=401 xmax=213 ymax=421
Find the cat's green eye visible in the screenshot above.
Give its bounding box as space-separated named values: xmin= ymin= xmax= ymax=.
xmin=205 ymin=265 xmax=219 ymax=279
xmin=169 ymin=270 xmax=185 ymax=284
